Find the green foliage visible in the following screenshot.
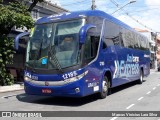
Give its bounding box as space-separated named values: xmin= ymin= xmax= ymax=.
xmin=0 ymin=36 xmax=15 ymax=85
xmin=0 ymin=1 xmax=34 ymax=85
xmin=0 ymin=1 xmax=34 ymax=35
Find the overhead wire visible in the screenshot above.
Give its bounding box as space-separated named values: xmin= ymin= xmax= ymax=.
xmin=61 ymin=0 xmax=90 ymax=6
xmin=127 ymin=7 xmax=160 ymax=14
xmin=110 ymin=0 xmax=119 ymax=7
xmin=103 ymin=5 xmax=160 ymax=9
xmin=109 ymin=0 xmax=155 ymax=31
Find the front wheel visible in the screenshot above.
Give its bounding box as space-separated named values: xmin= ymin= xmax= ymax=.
xmin=138 ymin=70 xmax=143 ymax=84
xmin=98 ymin=76 xmax=110 ymax=99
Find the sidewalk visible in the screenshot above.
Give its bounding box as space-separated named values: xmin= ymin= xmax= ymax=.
xmin=0 ymin=83 xmax=24 ymax=93
xmin=150 ymin=68 xmax=158 ymax=72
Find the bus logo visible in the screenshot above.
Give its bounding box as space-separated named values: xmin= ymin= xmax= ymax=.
xmin=113 ymin=54 xmax=140 ymax=78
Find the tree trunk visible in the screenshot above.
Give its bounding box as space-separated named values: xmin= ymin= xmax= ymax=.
xmin=28 ymin=0 xmax=39 ymax=12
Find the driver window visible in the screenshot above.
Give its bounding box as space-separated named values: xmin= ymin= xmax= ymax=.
xmin=84 ymin=36 xmax=100 ymax=60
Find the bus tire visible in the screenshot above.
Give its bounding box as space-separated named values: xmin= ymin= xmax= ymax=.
xmin=138 ymin=69 xmax=143 ymax=84
xmin=99 ymin=76 xmax=110 ymax=99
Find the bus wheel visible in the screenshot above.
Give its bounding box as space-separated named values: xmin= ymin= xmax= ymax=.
xmin=138 ymin=70 xmax=143 ymax=84
xmin=99 ymin=76 xmax=110 ymax=99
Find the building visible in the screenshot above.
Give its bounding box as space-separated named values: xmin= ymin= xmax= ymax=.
xmin=135 ymin=28 xmax=157 ymax=69
xmin=156 ymin=36 xmax=160 ymax=65
xmin=30 ymin=0 xmax=68 ymax=20
xmin=8 ymin=0 xmax=68 ymax=37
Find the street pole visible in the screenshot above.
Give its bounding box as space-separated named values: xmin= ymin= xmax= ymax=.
xmin=91 ymin=0 xmax=96 ymax=10
xmin=112 ymin=0 xmax=136 ymax=14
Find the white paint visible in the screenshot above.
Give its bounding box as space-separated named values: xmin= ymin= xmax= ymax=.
xmin=110 ymin=117 xmax=118 ymax=120
xmin=99 ymin=61 xmax=105 ymax=66
xmin=126 ymin=104 xmax=135 ymax=110
xmin=93 ymin=86 xmax=99 ymax=92
xmin=153 ymin=87 xmax=156 ymax=90
xmin=113 ymin=60 xmax=118 ymax=79
xmin=146 ymin=91 xmax=151 ymax=94
xmin=138 ymin=97 xmax=144 ymax=101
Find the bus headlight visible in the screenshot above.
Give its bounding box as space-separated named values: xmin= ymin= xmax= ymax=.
xmin=24 ymin=76 xmax=32 ymax=81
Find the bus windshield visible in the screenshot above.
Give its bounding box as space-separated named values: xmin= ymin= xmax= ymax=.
xmin=26 ymin=19 xmax=84 ymax=69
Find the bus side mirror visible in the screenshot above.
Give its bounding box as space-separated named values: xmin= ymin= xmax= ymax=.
xmin=14 ymin=32 xmax=30 ymax=50
xmin=79 ymin=24 xmax=96 ymax=44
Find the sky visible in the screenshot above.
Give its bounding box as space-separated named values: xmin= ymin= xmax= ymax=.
xmin=46 ymin=0 xmax=160 ymax=32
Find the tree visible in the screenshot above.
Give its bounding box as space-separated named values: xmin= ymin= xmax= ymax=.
xmin=0 ymin=0 xmax=46 ymax=85
xmin=0 ymin=0 xmax=45 ymax=36
xmin=0 ymin=1 xmax=34 ymax=85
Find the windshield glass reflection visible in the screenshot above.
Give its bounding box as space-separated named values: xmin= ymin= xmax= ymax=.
xmin=26 ymin=19 xmax=84 ymax=69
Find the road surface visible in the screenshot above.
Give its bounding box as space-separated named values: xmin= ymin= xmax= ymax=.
xmin=0 ymin=70 xmax=160 ymax=120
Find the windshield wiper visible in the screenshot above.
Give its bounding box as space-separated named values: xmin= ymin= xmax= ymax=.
xmin=32 ymin=39 xmax=43 ymax=72
xmin=48 ymin=45 xmax=63 ymax=73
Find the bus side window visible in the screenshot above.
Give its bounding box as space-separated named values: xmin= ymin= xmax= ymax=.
xmin=103 ymin=20 xmax=120 ymax=49
xmin=105 ymin=38 xmax=114 ymax=46
xmin=84 ymin=36 xmax=100 ymax=60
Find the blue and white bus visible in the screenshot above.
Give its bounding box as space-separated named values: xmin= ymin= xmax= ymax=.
xmin=23 ymin=10 xmax=150 ymax=98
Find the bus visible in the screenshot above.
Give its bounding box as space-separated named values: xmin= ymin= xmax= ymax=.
xmin=23 ymin=10 xmax=150 ymax=99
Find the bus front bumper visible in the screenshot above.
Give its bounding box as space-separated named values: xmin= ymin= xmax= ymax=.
xmin=24 ymin=71 xmax=89 ymax=97
xmin=24 ymin=80 xmax=84 ymax=97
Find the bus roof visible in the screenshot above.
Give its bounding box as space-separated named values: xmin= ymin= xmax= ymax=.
xmin=36 ymin=10 xmax=134 ymax=31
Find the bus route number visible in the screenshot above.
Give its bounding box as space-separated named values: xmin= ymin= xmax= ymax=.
xmin=62 ymin=71 xmax=78 ymax=80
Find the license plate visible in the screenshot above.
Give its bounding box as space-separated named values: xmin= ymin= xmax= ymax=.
xmin=42 ymin=89 xmax=52 ymax=93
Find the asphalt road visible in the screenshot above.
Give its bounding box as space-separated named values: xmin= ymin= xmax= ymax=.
xmin=0 ymin=70 xmax=160 ymax=120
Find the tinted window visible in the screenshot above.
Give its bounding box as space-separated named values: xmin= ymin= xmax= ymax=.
xmin=121 ymin=28 xmax=135 ymax=48
xmin=84 ymin=36 xmax=100 ymax=60
xmin=103 ymin=20 xmax=121 ymax=49
xmin=121 ymin=28 xmax=149 ymax=50
xmin=87 ymin=16 xmax=103 ymax=36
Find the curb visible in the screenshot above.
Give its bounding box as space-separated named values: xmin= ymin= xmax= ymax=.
xmin=150 ymin=69 xmax=157 ymax=72
xmin=0 ymin=84 xmax=24 ymax=93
